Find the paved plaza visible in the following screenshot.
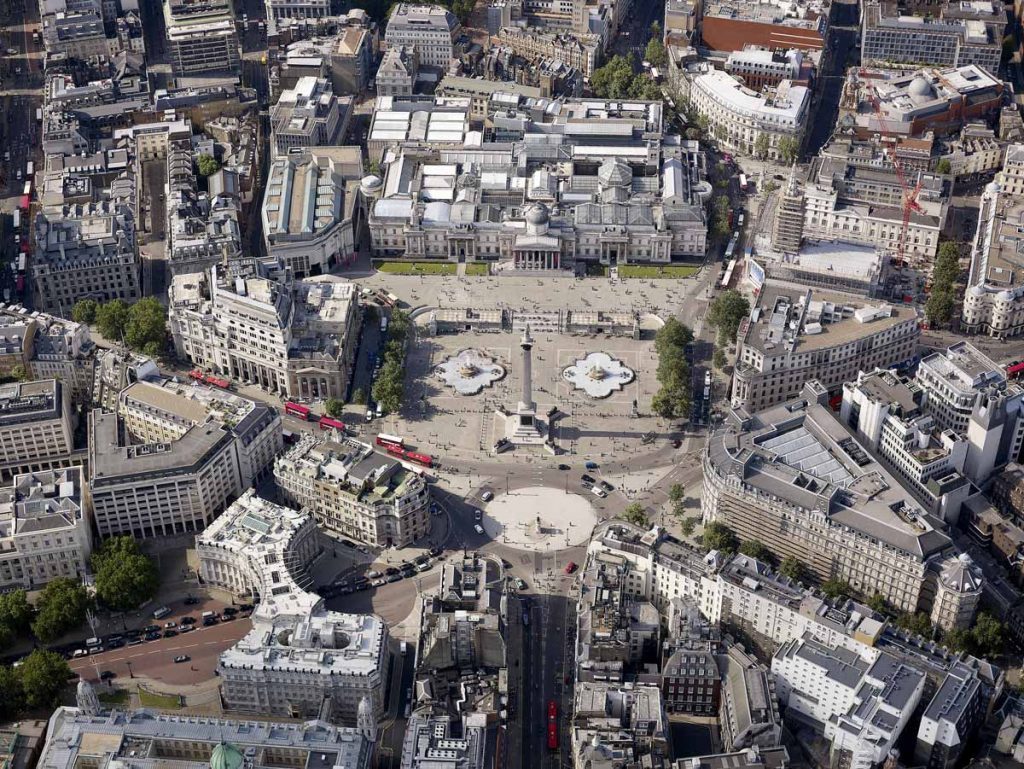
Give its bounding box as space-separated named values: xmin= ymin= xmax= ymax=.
xmin=481 ymin=487 xmax=597 ymax=552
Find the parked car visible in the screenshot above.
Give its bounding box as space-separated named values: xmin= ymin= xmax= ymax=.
xmin=173 ymin=655 xmax=190 ymax=664
xmin=107 ymin=639 xmax=125 ymax=650
xmin=164 ymin=621 xmax=177 ymax=628
xmin=428 ymin=547 xmax=442 ymax=558
xmin=474 ymin=524 xmax=485 ymax=535
xmin=585 ymin=461 xmax=599 ymax=470
xmin=474 ymin=509 xmax=483 ymax=521
xmin=180 ymin=616 xmax=196 ymax=625
xmin=565 ymin=561 xmax=578 ymax=574
xmin=481 ymin=491 xmax=494 ymax=502
xmin=143 ymin=625 xmax=160 ymax=634
xmin=202 ymin=617 xmax=217 ymax=627
xmin=163 ymin=629 xmax=178 ymax=638
xmin=180 ymin=624 xmax=195 ymax=633
xmin=144 ymin=631 xmax=160 ymax=641
xmin=581 ymin=474 xmax=596 ymax=484
xmin=557 ymin=464 xmax=571 ymax=471
xmin=592 ymin=486 xmax=607 ymax=498
xmin=599 ymin=480 xmax=614 ymax=492
xmin=183 ymin=597 xmax=200 ymax=605
xmin=386 ymin=573 xmax=402 ymax=583
xmin=222 ymin=607 xmax=238 ymax=616
xmin=127 ymin=638 xmax=144 ymax=646
xmin=367 ymin=570 xmax=382 ymax=579
xmin=515 ymin=578 xmax=527 ymax=590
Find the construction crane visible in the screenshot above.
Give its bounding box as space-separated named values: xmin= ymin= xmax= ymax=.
xmin=859 ymin=70 xmax=925 ymax=267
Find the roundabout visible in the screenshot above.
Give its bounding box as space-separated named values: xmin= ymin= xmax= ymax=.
xmin=479 ymin=486 xmax=598 ymax=552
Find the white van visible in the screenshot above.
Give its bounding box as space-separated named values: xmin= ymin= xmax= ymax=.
xmin=365 ymin=408 xmax=374 ymax=422
xmin=375 ymin=402 xmax=384 ymax=418
xmin=152 ymin=606 xmax=172 ymax=620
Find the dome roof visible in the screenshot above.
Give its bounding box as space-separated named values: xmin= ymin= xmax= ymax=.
xmin=361 ymin=174 xmax=383 ymax=191
xmin=598 ymin=158 xmax=632 ymax=187
xmin=998 ymin=290 xmax=1014 ymax=302
xmin=986 ymin=181 xmax=1001 ymax=196
xmin=524 ymin=202 xmax=549 ymax=226
xmin=907 ymin=75 xmax=933 ymax=98
xmin=211 ymin=743 xmax=244 ymax=769
xmin=969 ymin=284 xmax=986 ymax=297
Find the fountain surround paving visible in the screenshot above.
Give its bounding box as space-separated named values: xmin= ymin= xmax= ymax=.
xmin=435 ymin=349 xmax=506 ymax=395
xmin=562 ymin=352 xmax=635 ymax=398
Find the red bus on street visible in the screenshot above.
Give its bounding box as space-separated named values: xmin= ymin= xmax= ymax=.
xmin=385 ymin=445 xmax=435 ymax=468
xmin=284 ymin=402 xmax=311 ymax=420
xmin=1008 ymin=362 xmax=1024 ymax=380
xmin=547 ymin=700 xmax=558 ymax=750
xmin=376 ymin=433 xmax=404 ymax=448
xmin=319 ymin=416 xmax=346 ymax=432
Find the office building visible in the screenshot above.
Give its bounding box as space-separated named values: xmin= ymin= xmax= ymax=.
xmin=270 ymin=77 xmax=351 ymax=155
xmin=39 ymin=708 xmax=372 ymax=769
xmin=731 ymin=284 xmax=919 ymax=413
xmin=376 ymin=46 xmax=418 ymax=97
xmin=40 ymin=4 xmax=112 ymax=59
xmin=861 ymin=0 xmax=1004 ymax=72
xmin=718 ymin=647 xmax=782 ymax=751
xmin=687 ymin=66 xmax=809 ymax=161
xmin=770 ymin=173 xmax=806 ymax=254
xmin=772 ymin=636 xmax=870 ymax=730
xmin=494 ymin=26 xmax=600 ymax=77
xmin=916 ymin=342 xmax=1024 ymax=482
xmin=962 ymin=179 xmax=1024 ymax=337
xmin=274 ymin=435 xmax=431 ymax=549
xmin=707 ymin=382 xmax=955 ymax=614
xmin=400 ymin=711 xmax=489 ymax=769
xmin=265 ymin=0 xmax=331 ymax=21
xmin=166 ymin=138 xmax=242 ymax=277
xmin=169 ymin=267 xmax=361 ymax=400
xmin=577 ymin=554 xmax=660 ymax=669
xmin=88 ymin=379 xmax=280 ymax=539
xmin=839 ymin=66 xmax=1003 ymax=139
xmin=0 ymin=380 xmax=75 ymax=479
xmin=672 ymin=748 xmax=791 ymax=769
xmin=930 ymin=552 xmax=984 ymax=631
xmin=915 ymin=663 xmax=985 ymax=769
xmin=32 ymin=193 xmax=142 ymax=316
xmin=941 ymin=126 xmax=1003 ymax=176
xmin=700 ymin=0 xmax=829 ymax=53
xmin=384 ymin=3 xmax=460 ymax=69
xmin=725 ymin=47 xmax=808 ymax=91
xmin=572 ymin=683 xmax=669 ymax=765
xmin=0 ymin=305 xmax=96 ymax=403
xmin=0 ymin=466 xmax=91 ymax=591
xmin=164 ymin=0 xmax=240 ymax=76
xmin=262 ymin=148 xmax=361 ymax=277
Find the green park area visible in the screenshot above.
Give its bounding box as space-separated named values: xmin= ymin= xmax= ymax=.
xmin=138 ymin=689 xmax=183 ymax=710
xmin=374 ymin=261 xmax=457 ymax=275
xmin=618 ymin=265 xmax=700 ymax=279
xmin=464 ymin=263 xmax=490 ymax=276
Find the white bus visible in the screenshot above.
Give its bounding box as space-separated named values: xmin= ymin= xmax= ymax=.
xmin=738 ymin=173 xmax=748 ymax=192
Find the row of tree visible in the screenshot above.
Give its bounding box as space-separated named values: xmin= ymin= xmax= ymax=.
xmin=72 ymin=298 xmax=168 ymax=358
xmin=0 ymin=538 xmax=158 ymax=649
xmin=371 ymin=309 xmax=412 ymax=415
xmin=590 ymin=54 xmax=663 ymax=102
xmin=0 ymin=650 xmax=73 ymax=719
xmin=651 ymin=317 xmax=694 ymax=420
xmin=925 ymin=241 xmax=962 ymax=327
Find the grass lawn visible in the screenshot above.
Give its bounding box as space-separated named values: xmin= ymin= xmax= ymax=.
xmin=98 ymin=689 xmax=129 ymax=706
xmin=586 ymin=263 xmax=608 ymax=277
xmin=138 ymin=689 xmax=183 ymax=709
xmin=618 ymin=265 xmax=700 ymax=279
xmin=374 ymin=261 xmax=456 ymax=275
xmin=464 ymin=263 xmax=490 ymax=276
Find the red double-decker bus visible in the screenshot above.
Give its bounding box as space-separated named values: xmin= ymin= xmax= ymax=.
xmin=547 ymin=700 xmax=558 ymax=750
xmin=319 ymin=416 xmax=346 ymax=432
xmin=385 ymin=445 xmax=434 ymax=468
xmin=375 ymin=433 xmax=404 ymax=449
xmin=284 ymin=402 xmax=311 ymax=420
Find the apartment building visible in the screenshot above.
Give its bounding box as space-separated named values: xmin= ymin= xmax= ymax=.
xmin=772 ymin=636 xmax=870 ymax=729
xmin=494 ymin=26 xmax=600 ymax=77
xmin=164 ymin=0 xmax=240 ymax=76
xmin=384 ymin=3 xmax=460 ymax=69
xmin=861 ymin=0 xmax=1003 ymax=72
xmin=270 ymin=77 xmax=350 ymax=155
xmin=717 ymin=646 xmax=782 ymax=751
xmin=0 ymin=467 xmax=91 ymax=591
xmin=274 ymin=435 xmax=430 ymax=548
xmin=707 ymin=382 xmax=954 ymax=614
xmin=0 ymin=305 xmax=96 ymax=403
xmin=916 ymin=342 xmax=1024 ymax=482
xmin=996 ymin=144 xmax=1024 ymax=195
xmin=197 ymin=489 xmax=320 ymax=611
xmin=40 ymin=709 xmax=372 ymax=769
xmin=262 ymin=148 xmax=360 ymax=277
xmin=32 ymin=194 xmax=142 ymax=316
xmin=0 ymin=380 xmax=75 ymax=479
xmin=915 ymin=663 xmax=985 ymax=769
xmin=687 ymin=66 xmax=809 ymax=161
xmin=169 ymin=268 xmax=361 ymax=400
xmin=88 ymin=379 xmax=280 ymax=539
xmin=731 ymin=284 xmax=920 ymax=413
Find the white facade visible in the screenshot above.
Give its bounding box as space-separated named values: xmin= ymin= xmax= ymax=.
xmin=688 ymin=67 xmax=809 ymax=160
xmin=0 ymin=467 xmax=91 ymax=591
xmin=274 ymin=435 xmax=430 ymax=548
xmin=0 ymin=380 xmax=75 ymax=473
xmin=270 ymin=77 xmax=347 ymax=155
xmin=771 ymin=636 xmax=868 ymax=727
xmin=384 ymin=3 xmax=459 ymax=68
xmin=265 ymin=0 xmax=331 ymax=21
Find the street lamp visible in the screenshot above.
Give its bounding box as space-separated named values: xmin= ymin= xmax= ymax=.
xmin=126 ymin=660 xmax=133 ymax=679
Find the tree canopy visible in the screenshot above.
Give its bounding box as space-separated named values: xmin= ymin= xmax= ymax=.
xmin=707 ymin=290 xmax=751 ymax=347
xmin=17 ymin=650 xmax=72 ymax=710
xmin=325 ymin=398 xmax=344 ymax=418
xmin=702 ymin=521 xmax=738 ymax=554
xmin=124 ymin=298 xmax=167 ymax=357
xmin=622 ymin=502 xmax=649 ymax=527
xmin=31 ymin=577 xmax=91 ymax=643
xmin=821 ymin=578 xmax=853 ymax=601
xmin=95 ymin=300 xmax=130 ymax=343
xmin=739 ymin=539 xmax=774 ymax=564
xmin=196 ymin=154 xmax=220 ymax=177
xmin=0 ymin=590 xmax=34 ymax=649
xmin=644 ymin=37 xmax=667 ymax=69
xmin=91 ymin=537 xmax=159 ymax=612
xmin=71 ymin=299 xmax=99 ymax=324
xmin=652 ymin=318 xmax=693 ymax=420
xmin=779 ymin=556 xmax=808 ymax=583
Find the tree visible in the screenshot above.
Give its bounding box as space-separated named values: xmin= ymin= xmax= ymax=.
xmin=622 ymin=503 xmax=649 ymax=527
xmin=739 ymin=539 xmax=773 ymax=563
xmin=943 ymin=627 xmax=974 ymax=653
xmin=325 ymin=398 xmax=344 ymax=418
xmin=696 ymin=114 xmax=709 ymax=132
xmin=650 ymin=20 xmax=662 ymax=38
xmin=351 ymin=387 xmax=367 ymax=406
xmin=685 ymin=127 xmax=701 ymax=141
xmin=780 ymin=556 xmax=807 ymax=583
xmin=124 ymin=298 xmax=167 ymax=353
xmin=935 ymin=157 xmax=952 ymax=174
xmin=778 ymin=136 xmax=799 ymax=165
xmin=707 ymin=290 xmax=751 ymax=347
xmin=655 ymin=318 xmax=693 ymax=359
xmin=651 ymin=386 xmax=690 ymax=420
xmin=451 ymin=0 xmax=474 ymax=22
xmin=9 ymin=365 xmax=27 ymax=382
xmin=821 ymin=578 xmax=853 ymax=601
xmin=925 ymin=288 xmax=956 ymax=326
xmin=71 ymin=299 xmax=99 ymax=324
xmin=0 ymin=590 xmax=34 ymax=638
xmin=713 ymin=348 xmax=727 ymax=370
xmin=668 ymin=483 xmax=686 ymax=503
xmin=0 ymin=666 xmax=24 ymax=719
xmin=896 ymin=612 xmax=933 ymax=638
xmin=972 ymin=613 xmax=1004 ymax=657
xmin=95 ymin=300 xmax=130 ymax=343
xmin=754 ymin=133 xmax=770 ymax=160
xmin=17 ymin=650 xmax=71 ymax=710
xmin=590 ymin=55 xmax=636 ymax=100
xmin=711 ymin=195 xmax=730 ymax=239
xmin=31 ymin=577 xmax=91 ymax=643
xmin=91 ymin=537 xmax=159 ymax=612
xmin=1002 ymin=33 xmax=1016 ymax=63
xmin=702 ymin=521 xmax=738 ymax=554
xmin=932 ymin=243 xmax=961 ymax=286
xmin=196 ymin=153 xmax=220 ymax=177
xmin=679 ymin=517 xmax=698 ymax=536
xmin=644 ymin=37 xmax=667 ymax=69
xmin=867 ymin=593 xmax=890 ymax=615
